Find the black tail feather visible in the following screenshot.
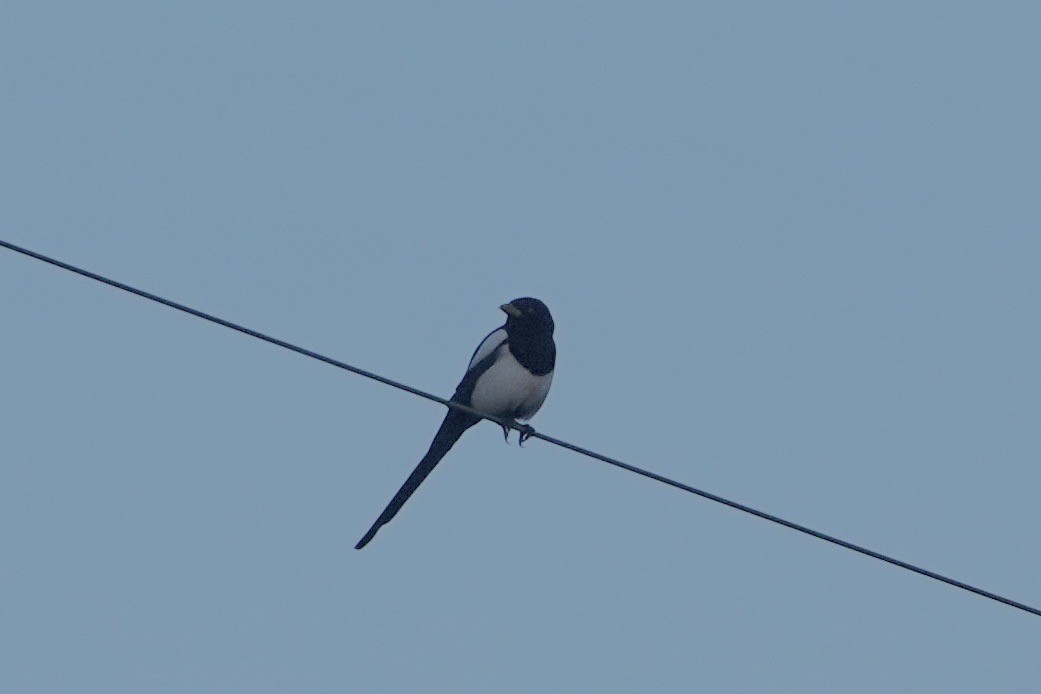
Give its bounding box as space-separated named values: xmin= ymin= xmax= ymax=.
xmin=355 ymin=409 xmax=479 ymax=549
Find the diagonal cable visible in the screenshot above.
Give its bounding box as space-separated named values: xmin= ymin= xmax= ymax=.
xmin=2 ymin=237 xmax=1038 ymax=619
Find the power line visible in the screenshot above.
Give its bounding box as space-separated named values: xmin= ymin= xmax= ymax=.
xmin=2 ymin=236 xmax=1038 ymax=620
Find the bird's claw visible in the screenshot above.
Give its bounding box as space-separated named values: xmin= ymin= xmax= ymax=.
xmin=501 ymin=422 xmax=536 ymax=446
xmin=517 ymin=424 xmax=536 ymax=447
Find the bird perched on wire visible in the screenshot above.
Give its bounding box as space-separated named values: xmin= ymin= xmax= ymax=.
xmin=355 ymin=298 xmax=556 ymax=550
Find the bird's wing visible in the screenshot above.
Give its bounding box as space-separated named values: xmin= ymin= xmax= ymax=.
xmin=454 ymin=333 xmax=509 ymax=408
xmin=354 ymin=329 xmax=508 ymax=550
xmin=466 ymin=328 xmax=507 ymax=371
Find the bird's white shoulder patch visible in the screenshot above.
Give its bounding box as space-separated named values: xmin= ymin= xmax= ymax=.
xmin=467 ymin=328 xmax=507 ymax=371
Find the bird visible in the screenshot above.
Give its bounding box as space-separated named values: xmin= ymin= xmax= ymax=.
xmin=355 ymin=297 xmax=556 ymax=550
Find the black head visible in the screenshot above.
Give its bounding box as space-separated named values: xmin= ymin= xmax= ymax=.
xmin=500 ymin=297 xmax=554 ymax=335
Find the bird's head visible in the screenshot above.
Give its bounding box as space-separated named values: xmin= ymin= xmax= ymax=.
xmin=501 ymin=297 xmax=554 ymax=335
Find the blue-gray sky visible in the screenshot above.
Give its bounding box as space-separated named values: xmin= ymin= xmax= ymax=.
xmin=2 ymin=2 xmax=1039 ymax=692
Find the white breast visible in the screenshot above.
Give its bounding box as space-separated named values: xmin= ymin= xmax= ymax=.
xmin=469 ymin=347 xmax=554 ymax=421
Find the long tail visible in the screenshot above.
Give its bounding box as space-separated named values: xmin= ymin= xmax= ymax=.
xmin=355 ymin=408 xmax=479 ymax=549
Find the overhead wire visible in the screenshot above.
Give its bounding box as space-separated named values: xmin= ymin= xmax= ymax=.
xmin=2 ymin=237 xmax=1038 ymax=619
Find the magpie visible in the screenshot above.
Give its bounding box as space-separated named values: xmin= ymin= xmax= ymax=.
xmin=355 ymin=297 xmax=556 ymax=550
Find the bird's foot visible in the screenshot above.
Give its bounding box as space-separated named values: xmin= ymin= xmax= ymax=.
xmin=500 ymin=422 xmax=536 ymax=446
xmin=516 ymin=424 xmax=536 ymax=447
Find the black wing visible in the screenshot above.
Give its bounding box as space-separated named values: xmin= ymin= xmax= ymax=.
xmin=354 ymin=338 xmax=507 ymax=549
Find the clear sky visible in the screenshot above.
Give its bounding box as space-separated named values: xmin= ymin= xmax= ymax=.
xmin=2 ymin=2 xmax=1039 ymax=692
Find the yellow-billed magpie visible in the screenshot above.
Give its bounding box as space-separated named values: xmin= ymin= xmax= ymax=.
xmin=355 ymin=298 xmax=556 ymax=549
